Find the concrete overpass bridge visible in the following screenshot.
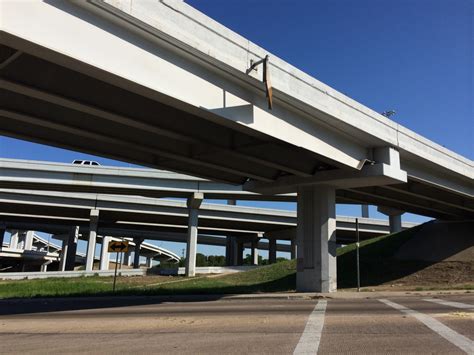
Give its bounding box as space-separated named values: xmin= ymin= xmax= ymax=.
xmin=0 ymin=188 xmax=417 ymax=270
xmin=0 ymin=228 xmax=179 ymax=273
xmin=0 ymin=0 xmax=472 ymax=291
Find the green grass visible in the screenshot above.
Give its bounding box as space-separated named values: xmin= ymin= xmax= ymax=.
xmin=0 ymin=261 xmax=296 ymax=299
xmin=2 ymin=224 xmax=469 ymax=299
xmin=0 ymin=276 xmax=115 ymax=299
xmin=337 ymin=224 xmax=425 ymax=288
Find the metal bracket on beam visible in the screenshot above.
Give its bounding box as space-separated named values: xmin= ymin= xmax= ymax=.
xmin=246 ymin=55 xmax=273 ymax=110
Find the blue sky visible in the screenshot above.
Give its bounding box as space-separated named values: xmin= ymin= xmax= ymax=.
xmin=1 ymin=0 xmax=472 ymax=257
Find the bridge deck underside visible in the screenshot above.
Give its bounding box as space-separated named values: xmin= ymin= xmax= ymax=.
xmin=0 ymin=44 xmax=336 ymax=185
xmin=0 ymin=44 xmax=472 ymax=221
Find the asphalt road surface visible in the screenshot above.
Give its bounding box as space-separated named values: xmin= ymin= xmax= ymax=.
xmin=0 ymin=294 xmax=472 ymax=354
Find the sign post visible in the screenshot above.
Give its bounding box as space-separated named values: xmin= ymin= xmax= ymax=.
xmin=356 ymin=218 xmax=360 ymax=292
xmin=108 ymin=241 xmax=129 ymax=292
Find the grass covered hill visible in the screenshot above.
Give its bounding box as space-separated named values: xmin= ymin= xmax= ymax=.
xmin=1 ymin=222 xmax=472 ymax=299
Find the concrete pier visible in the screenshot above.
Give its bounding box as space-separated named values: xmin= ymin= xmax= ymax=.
xmin=24 ymin=230 xmax=34 ymax=250
xmin=361 ymin=205 xmax=369 ymax=218
xmin=123 ymin=251 xmax=132 ymax=266
xmin=251 ymin=239 xmax=259 ymax=265
xmin=185 ymin=193 xmax=203 ymax=277
xmin=65 ymin=226 xmax=79 ymax=271
xmin=378 ymin=206 xmax=404 ymax=233
xmin=133 ymin=238 xmax=144 ymax=268
xmin=99 ymin=236 xmax=111 ymax=270
xmin=268 ymin=239 xmax=277 ymax=264
xmin=59 ymin=237 xmax=68 ymax=272
xmin=0 ymin=224 xmax=5 ymax=249
xmin=291 ymin=240 xmax=297 ymax=260
xmin=9 ymin=230 xmax=19 ymax=249
xmin=296 ymin=185 xmax=337 ymax=293
xmin=236 ymin=241 xmax=244 ymax=266
xmin=85 ymin=209 xmax=99 ymax=272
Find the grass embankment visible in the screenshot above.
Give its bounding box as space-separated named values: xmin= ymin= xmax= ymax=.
xmin=1 ymin=225 xmax=472 ymax=298
xmin=0 ymin=260 xmax=296 ymax=299
xmin=337 ymin=224 xmax=424 ymax=288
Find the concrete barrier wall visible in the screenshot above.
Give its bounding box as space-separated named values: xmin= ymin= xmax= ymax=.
xmin=160 ymin=266 xmax=258 ymax=276
xmin=0 ymin=269 xmax=146 ymax=280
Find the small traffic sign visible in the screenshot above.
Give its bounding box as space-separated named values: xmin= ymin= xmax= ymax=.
xmin=108 ymin=241 xmax=129 ymax=253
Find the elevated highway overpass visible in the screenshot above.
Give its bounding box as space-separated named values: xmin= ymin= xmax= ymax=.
xmin=0 ymin=188 xmax=418 ymax=270
xmin=0 ymin=228 xmax=180 ymax=272
xmin=0 ymin=189 xmax=417 ymax=243
xmin=0 ymin=0 xmax=472 ymax=291
xmin=0 ymin=158 xmax=472 ymax=222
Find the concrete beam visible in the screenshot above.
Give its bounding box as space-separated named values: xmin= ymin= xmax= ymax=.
xmin=296 ymin=185 xmax=336 ymax=293
xmin=244 ymin=154 xmax=407 ymax=194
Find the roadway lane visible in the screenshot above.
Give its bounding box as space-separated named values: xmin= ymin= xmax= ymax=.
xmin=0 ymin=295 xmax=472 ymax=354
xmin=386 ymin=295 xmax=474 ymax=345
xmin=318 ymin=298 xmax=470 ymax=354
xmin=0 ymin=298 xmax=313 ymax=354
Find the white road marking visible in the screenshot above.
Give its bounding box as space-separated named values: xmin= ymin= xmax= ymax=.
xmin=293 ymin=300 xmax=327 ymax=355
xmin=423 ymin=298 xmax=474 ymax=310
xmin=379 ymin=299 xmax=473 ymax=354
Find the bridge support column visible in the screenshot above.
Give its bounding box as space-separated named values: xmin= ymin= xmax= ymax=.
xmin=99 ymin=236 xmax=111 ymax=270
xmin=389 ymin=215 xmax=402 ymax=233
xmin=24 ymin=231 xmax=34 ymax=250
xmin=236 ymin=241 xmax=244 ymax=266
xmin=133 ymin=238 xmax=144 ymax=268
xmin=291 ymin=240 xmax=297 ymax=260
xmin=185 ymin=193 xmax=203 ymax=277
xmin=123 ymin=250 xmax=132 ymax=266
xmin=59 ymin=237 xmax=68 ymax=272
xmin=296 ymin=185 xmax=337 ymax=293
xmin=377 ymin=206 xmax=404 ymax=234
xmin=65 ymin=226 xmax=79 ymax=271
xmin=146 ymin=257 xmax=153 ymax=268
xmin=268 ymin=239 xmax=277 ymax=264
xmin=86 ymin=210 xmax=99 ymax=272
xmin=40 ymin=261 xmax=51 ymax=272
xmin=0 ymin=224 xmax=5 ymax=249
xmin=226 ymin=236 xmax=240 ymax=266
xmin=251 ymin=239 xmax=259 ymax=265
xmin=225 ymin=236 xmax=233 ymax=265
xmin=10 ymin=230 xmax=19 ymax=249
xmin=361 ymin=205 xmax=369 ymax=218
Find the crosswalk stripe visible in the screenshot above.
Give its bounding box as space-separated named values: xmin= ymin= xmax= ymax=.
xmin=379 ymin=299 xmax=473 ymax=354
xmin=423 ymin=298 xmax=474 ymax=310
xmin=293 ymin=300 xmax=327 ymax=355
